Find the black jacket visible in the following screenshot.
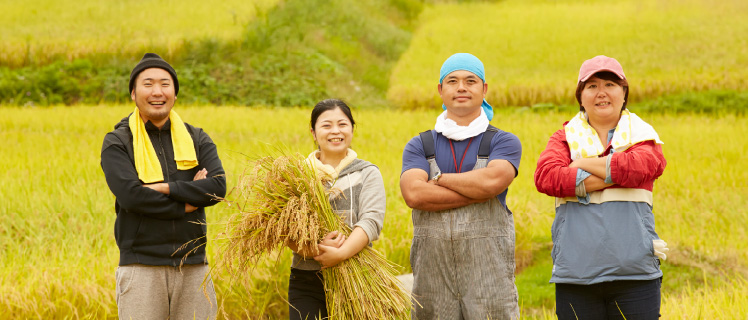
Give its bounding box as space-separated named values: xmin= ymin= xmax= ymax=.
xmin=100 ymin=115 xmax=226 ymax=266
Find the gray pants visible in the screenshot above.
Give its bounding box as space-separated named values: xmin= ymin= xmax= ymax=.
xmin=116 ymin=264 xmax=217 ymax=320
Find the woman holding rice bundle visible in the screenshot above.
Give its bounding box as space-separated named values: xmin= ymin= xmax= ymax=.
xmin=534 ymin=56 xmax=668 ymax=319
xmin=287 ymin=99 xmax=386 ymax=320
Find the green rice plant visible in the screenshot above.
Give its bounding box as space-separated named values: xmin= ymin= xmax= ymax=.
xmin=388 ymin=0 xmax=748 ymax=108
xmin=213 ymin=153 xmax=411 ymax=319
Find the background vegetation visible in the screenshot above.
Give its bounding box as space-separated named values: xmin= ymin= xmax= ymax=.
xmin=0 ymin=0 xmax=418 ymax=107
xmin=0 ymin=0 xmax=280 ymax=67
xmin=1 ymin=0 xmax=747 ymax=318
xmin=7 ymin=0 xmax=745 ymax=110
xmin=388 ymin=0 xmax=748 ymax=108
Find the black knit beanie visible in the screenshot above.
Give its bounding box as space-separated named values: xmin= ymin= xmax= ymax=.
xmin=129 ymin=53 xmax=179 ymax=95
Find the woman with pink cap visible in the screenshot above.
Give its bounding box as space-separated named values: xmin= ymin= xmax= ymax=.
xmin=534 ymin=56 xmax=668 ymax=319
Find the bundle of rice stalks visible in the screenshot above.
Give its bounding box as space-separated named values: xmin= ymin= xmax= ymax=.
xmin=216 ymin=153 xmax=412 ymax=319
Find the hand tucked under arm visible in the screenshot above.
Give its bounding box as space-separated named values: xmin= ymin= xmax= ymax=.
xmin=193 ymin=168 xmax=207 ymax=181
xmin=167 ymin=138 xmax=227 ymax=207
xmin=319 ymin=231 xmax=346 ymax=248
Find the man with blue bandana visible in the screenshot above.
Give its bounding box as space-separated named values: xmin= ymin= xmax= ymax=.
xmin=400 ymin=53 xmax=521 ymax=319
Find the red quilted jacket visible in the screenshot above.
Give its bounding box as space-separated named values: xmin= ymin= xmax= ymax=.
xmin=534 ymin=127 xmax=666 ymax=198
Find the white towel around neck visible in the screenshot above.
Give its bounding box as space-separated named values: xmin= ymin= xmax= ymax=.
xmin=434 ymin=108 xmax=489 ymax=141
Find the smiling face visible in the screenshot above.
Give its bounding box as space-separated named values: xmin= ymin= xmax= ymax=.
xmin=580 ymin=75 xmax=626 ymax=124
xmin=312 ymin=107 xmax=354 ymax=160
xmin=131 ymin=68 xmax=176 ymax=127
xmin=438 ymin=70 xmax=487 ymax=124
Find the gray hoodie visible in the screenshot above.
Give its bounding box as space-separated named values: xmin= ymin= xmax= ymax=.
xmin=291 ymin=159 xmax=386 ymax=270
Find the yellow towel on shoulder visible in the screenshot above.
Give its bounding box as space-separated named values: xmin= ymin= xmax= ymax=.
xmin=129 ymin=107 xmax=198 ymax=183
xmin=565 ymin=109 xmax=663 ymax=160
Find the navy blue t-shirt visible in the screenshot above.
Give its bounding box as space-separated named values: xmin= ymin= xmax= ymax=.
xmin=401 ymin=129 xmax=522 ymax=209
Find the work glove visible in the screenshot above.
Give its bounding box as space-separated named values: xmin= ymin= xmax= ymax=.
xmin=653 ymin=239 xmax=669 ymax=260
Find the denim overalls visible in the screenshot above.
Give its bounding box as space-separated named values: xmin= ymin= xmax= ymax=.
xmin=410 ymin=128 xmax=519 ymax=320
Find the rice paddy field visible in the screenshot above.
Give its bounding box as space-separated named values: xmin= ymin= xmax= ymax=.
xmin=0 ymin=0 xmax=279 ymax=67
xmin=2 ymin=0 xmax=748 ymax=318
xmin=388 ymin=0 xmax=748 ymax=108
xmin=0 ymin=106 xmax=746 ymax=318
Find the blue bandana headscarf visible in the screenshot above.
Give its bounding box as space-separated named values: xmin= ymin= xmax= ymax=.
xmin=439 ymin=53 xmax=494 ymax=121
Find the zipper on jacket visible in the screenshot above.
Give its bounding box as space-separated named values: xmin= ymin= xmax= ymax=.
xmin=172 ymin=220 xmax=177 ymax=268
xmin=157 ymin=130 xmax=178 ymax=267
xmin=157 ymin=130 xmax=170 ymax=183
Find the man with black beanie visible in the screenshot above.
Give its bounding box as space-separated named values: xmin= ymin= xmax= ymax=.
xmin=100 ymin=53 xmax=226 ymax=319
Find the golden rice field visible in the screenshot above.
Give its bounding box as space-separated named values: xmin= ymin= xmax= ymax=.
xmin=388 ymin=0 xmax=748 ymax=108
xmin=0 ymin=105 xmax=746 ymax=318
xmin=0 ymin=0 xmax=279 ymax=67
xmin=2 ymin=0 xmax=748 ymax=317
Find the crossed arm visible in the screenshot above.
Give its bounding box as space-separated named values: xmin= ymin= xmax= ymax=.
xmin=535 ymin=131 xmax=667 ymax=197
xmin=101 ymin=132 xmax=226 ymax=220
xmin=569 ymin=157 xmax=614 ymax=192
xmin=570 ymin=141 xmax=667 ymax=191
xmin=535 ymin=130 xmax=614 ymax=197
xmin=400 ymin=159 xmax=516 ymax=212
xmin=144 ymin=168 xmax=208 ymax=213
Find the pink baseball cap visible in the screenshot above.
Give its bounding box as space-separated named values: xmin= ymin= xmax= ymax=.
xmin=578 ymin=55 xmax=626 ymax=82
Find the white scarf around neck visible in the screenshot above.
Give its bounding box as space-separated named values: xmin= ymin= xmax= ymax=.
xmin=434 ymin=108 xmax=489 ymax=141
xmin=306 ymin=148 xmax=357 ymax=181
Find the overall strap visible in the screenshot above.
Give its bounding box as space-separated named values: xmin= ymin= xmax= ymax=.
xmin=478 ymin=125 xmax=498 ymax=159
xmin=422 ymin=126 xmax=498 ymax=160
xmin=419 ymin=130 xmax=436 ymax=160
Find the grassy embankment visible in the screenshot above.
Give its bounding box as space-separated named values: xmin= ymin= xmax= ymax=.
xmin=0 ymin=0 xmax=420 ymax=107
xmin=1 ymin=106 xmax=746 ymax=318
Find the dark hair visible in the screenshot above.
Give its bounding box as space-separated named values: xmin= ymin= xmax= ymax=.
xmin=575 ymin=71 xmax=629 ymax=112
xmin=310 ymin=99 xmax=355 ymax=130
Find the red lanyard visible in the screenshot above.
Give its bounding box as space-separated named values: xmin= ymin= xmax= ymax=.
xmin=449 ymin=137 xmax=474 ymax=173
